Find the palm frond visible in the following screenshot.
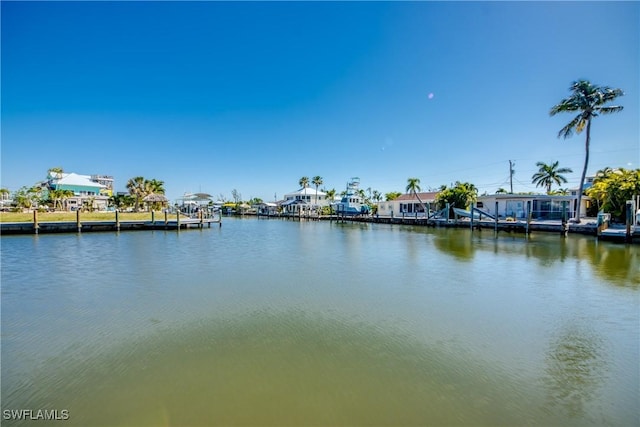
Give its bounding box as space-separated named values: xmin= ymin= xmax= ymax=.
xmin=558 ymin=114 xmax=581 ymax=138
xmin=549 ymin=100 xmax=579 ymax=116
xmin=596 ymin=105 xmax=624 ymax=114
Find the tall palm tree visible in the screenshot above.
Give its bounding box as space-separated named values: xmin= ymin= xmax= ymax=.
xmin=550 ymin=80 xmax=624 ymax=222
xmin=126 ymin=176 xmax=146 ymax=212
xmin=406 ymin=177 xmax=421 ymax=194
xmin=324 ymin=188 xmax=336 ymax=214
xmin=531 ymin=161 xmax=573 ymax=194
xmin=312 ymin=176 xmax=323 ymax=206
xmin=299 ymin=176 xmax=309 ymax=189
xmin=406 ymin=177 xmax=428 ymax=214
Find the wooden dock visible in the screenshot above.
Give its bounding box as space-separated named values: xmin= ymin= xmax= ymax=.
xmin=1 ymin=215 xmax=221 ymax=235
xmin=324 ymin=215 xmax=639 ymax=243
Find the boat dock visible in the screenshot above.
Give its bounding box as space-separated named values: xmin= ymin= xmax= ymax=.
xmin=328 ymin=215 xmax=639 ymax=243
xmin=1 ymin=213 xmax=221 ymax=235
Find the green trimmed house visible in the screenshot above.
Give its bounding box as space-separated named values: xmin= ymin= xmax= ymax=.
xmin=48 ymin=172 xmax=113 ymax=211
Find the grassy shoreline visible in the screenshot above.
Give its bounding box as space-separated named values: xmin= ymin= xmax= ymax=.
xmin=0 ymin=211 xmax=188 ymax=223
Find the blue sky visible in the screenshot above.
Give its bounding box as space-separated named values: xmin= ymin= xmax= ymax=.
xmin=2 ymin=1 xmax=638 ymax=202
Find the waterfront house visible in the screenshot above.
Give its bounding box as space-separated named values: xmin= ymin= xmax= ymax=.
xmin=282 ymin=187 xmax=328 ymax=214
xmin=256 ymin=202 xmax=278 ymax=215
xmin=377 ymin=192 xmax=439 ymax=218
xmin=48 ymin=172 xmax=112 ymax=211
xmin=476 ymin=193 xmax=591 ymax=220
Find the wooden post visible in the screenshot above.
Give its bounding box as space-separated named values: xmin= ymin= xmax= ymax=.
xmin=561 ymin=201 xmax=568 ymax=237
xmin=494 ymin=201 xmax=498 ymax=236
xmin=626 ymin=201 xmax=633 ymax=243
xmin=115 ymin=210 xmax=120 ymax=231
xmin=177 ymin=211 xmax=181 ymax=231
xmin=199 ymin=210 xmax=203 ymax=229
xmin=164 ymin=210 xmax=168 ymax=228
xmin=526 ymin=201 xmax=531 ymax=235
xmin=76 ymin=209 xmax=82 ymax=233
xmin=151 ymin=210 xmax=155 ymax=224
xmin=33 ymin=210 xmax=39 ymax=234
xmin=446 ymin=203 xmax=450 ymax=223
xmin=470 ymin=202 xmax=474 ymax=230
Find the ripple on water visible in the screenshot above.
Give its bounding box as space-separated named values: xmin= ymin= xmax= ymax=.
xmin=5 ymin=310 xmax=608 ymax=427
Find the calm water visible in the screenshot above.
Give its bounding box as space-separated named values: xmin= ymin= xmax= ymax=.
xmin=1 ymin=218 xmax=638 ymax=426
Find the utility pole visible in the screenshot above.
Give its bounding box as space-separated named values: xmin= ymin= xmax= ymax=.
xmin=509 ymin=160 xmax=515 ymax=194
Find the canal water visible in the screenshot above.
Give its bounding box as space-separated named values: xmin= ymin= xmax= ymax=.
xmin=1 ymin=218 xmax=638 ymax=426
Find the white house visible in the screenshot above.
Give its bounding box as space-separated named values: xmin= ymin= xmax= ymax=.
xmin=49 ymin=172 xmax=111 ymax=211
xmin=281 ymin=187 xmax=328 ymax=214
xmin=377 ymin=192 xmax=439 ymax=218
xmin=476 ymin=194 xmax=591 ymax=220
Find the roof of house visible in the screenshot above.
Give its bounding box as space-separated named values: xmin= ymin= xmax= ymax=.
xmin=394 ymin=192 xmax=439 ymax=202
xmin=54 ymin=173 xmax=106 ymax=188
xmin=284 ymin=187 xmax=326 ymax=197
xmin=281 ymin=199 xmax=309 ymax=206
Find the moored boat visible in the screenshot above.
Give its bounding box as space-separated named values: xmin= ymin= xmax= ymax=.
xmin=333 ymin=178 xmax=370 ymax=216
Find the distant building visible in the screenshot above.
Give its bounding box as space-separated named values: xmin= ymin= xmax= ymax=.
xmin=377 ymin=192 xmax=439 ymax=218
xmin=48 ymin=171 xmax=112 ymax=211
xmin=476 ymin=193 xmax=591 ymax=220
xmin=281 ymin=187 xmax=328 ymax=214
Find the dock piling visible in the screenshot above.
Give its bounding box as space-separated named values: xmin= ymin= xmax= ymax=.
xmin=561 ymin=201 xmax=568 ymax=237
xmin=626 ymin=201 xmax=633 ymax=243
xmin=526 ymin=201 xmax=531 ymax=235
xmin=33 ymin=210 xmax=39 ymax=234
xmin=76 ymin=210 xmax=82 ymax=233
xmin=494 ymin=201 xmax=498 ymax=237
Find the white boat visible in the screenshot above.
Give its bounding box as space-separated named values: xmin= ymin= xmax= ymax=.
xmin=333 ymin=178 xmax=370 ymax=216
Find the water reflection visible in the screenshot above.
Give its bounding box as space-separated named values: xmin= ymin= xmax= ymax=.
xmin=431 ymin=228 xmax=475 ymax=261
xmin=543 ymin=327 xmax=606 ymax=420
xmin=422 ymin=228 xmax=638 ymax=287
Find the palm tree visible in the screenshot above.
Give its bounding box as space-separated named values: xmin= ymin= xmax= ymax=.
xmin=48 ymin=189 xmax=62 ymax=211
xmin=406 ymin=177 xmax=428 ymax=214
xmin=385 ymin=192 xmax=402 ymax=201
xmin=531 ymin=161 xmax=573 ymax=194
xmin=312 ymin=176 xmax=323 ymax=206
xmin=49 ymin=188 xmax=74 ymax=211
xmin=126 ymin=176 xmax=146 ymax=212
xmin=146 ymin=179 xmax=165 ymax=195
xmin=47 ymin=167 xmax=64 ymax=179
xmin=550 ymin=80 xmax=624 ymax=222
xmin=298 ymin=176 xmax=309 ymax=189
xmin=324 ymin=188 xmax=336 ymax=214
xmin=496 ymin=188 xmax=508 ymax=194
